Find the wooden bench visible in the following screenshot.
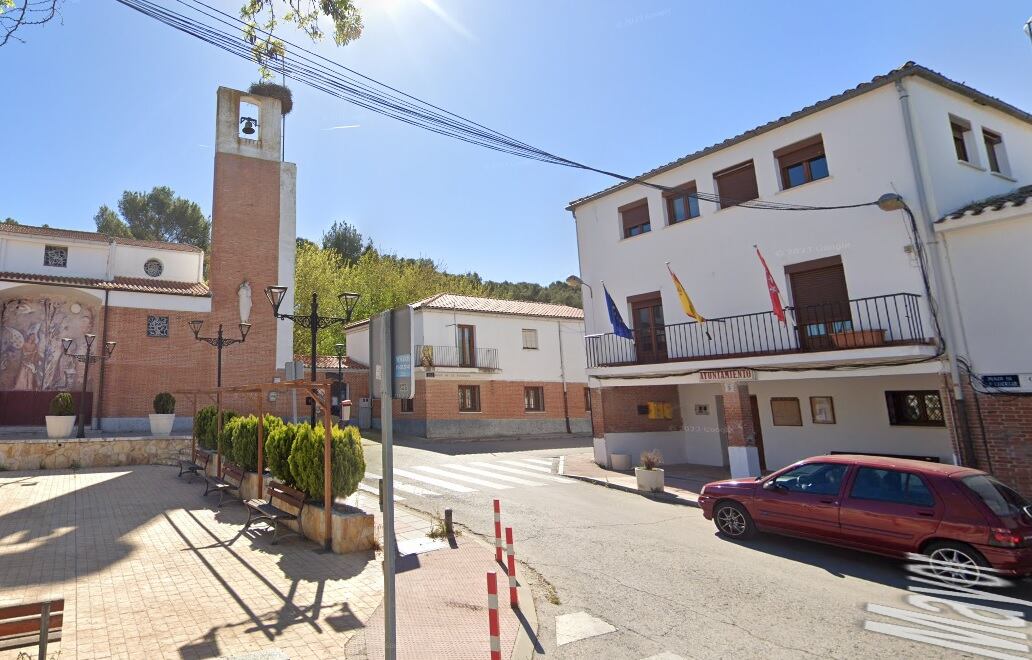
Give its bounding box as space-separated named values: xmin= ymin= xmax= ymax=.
xmin=0 ymin=599 xmax=63 ymax=655
xmin=204 ymin=463 xmax=245 ymax=508
xmin=244 ymin=482 xmax=306 ymax=545
xmin=177 ymin=447 xmax=211 ymax=482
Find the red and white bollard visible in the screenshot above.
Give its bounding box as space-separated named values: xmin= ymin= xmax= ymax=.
xmin=505 ymin=526 xmax=518 ymax=609
xmin=487 ymin=572 xmax=501 ymax=660
xmin=493 ymin=499 xmax=503 ymax=563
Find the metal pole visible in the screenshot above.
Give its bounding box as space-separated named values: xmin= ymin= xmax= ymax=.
xmin=310 ymin=292 xmax=318 ymax=426
xmin=77 ymin=345 xmax=92 ymax=439
xmin=380 ymin=312 xmax=397 ymax=660
xmin=323 ymin=385 xmax=333 ymax=551
xmin=256 ymin=391 xmax=265 ymax=497
xmin=216 ymin=324 xmax=224 ymax=388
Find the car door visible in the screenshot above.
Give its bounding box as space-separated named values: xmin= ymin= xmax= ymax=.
xmin=752 ymin=462 xmax=850 ymax=540
xmin=838 ymin=467 xmax=943 ymax=555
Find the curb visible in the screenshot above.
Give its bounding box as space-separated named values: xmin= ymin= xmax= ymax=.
xmin=558 ymin=467 xmax=700 ymax=509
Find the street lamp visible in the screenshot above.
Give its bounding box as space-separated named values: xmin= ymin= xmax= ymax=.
xmin=188 ymin=320 xmax=252 ymax=387
xmin=265 ymin=287 xmax=361 ymax=425
xmin=62 ymin=334 xmax=116 ymax=439
xmin=1024 ymin=16 xmax=1032 ymax=45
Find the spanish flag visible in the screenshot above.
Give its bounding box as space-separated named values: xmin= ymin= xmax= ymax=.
xmin=666 ymin=262 xmax=705 ymax=323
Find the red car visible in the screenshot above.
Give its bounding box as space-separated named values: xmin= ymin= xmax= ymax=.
xmin=699 ymin=454 xmax=1032 ymax=578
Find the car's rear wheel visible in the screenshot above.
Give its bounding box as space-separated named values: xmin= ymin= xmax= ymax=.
xmin=924 ymin=541 xmax=990 ymax=585
xmin=714 ymin=501 xmax=755 ymax=540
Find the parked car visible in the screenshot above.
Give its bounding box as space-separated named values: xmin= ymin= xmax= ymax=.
xmin=699 ymin=454 xmax=1032 ymax=579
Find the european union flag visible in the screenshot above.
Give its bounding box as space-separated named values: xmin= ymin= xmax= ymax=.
xmin=603 ymin=285 xmax=633 ymax=339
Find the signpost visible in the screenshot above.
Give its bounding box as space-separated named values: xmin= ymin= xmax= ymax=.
xmin=369 ymin=305 xmax=414 ymax=660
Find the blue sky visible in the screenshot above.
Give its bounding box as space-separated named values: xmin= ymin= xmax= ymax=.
xmin=5 ymin=1 xmax=1032 ymax=284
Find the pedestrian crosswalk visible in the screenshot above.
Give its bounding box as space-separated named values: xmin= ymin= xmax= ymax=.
xmin=359 ymin=457 xmax=571 ymax=499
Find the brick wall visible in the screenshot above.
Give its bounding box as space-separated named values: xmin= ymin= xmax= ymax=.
xmin=596 ymin=385 xmax=682 ymax=434
xmin=954 ymin=378 xmax=1032 ymax=496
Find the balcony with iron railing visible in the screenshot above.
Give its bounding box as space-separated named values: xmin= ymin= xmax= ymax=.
xmin=585 ymin=293 xmax=934 ymax=369
xmin=416 ymin=345 xmax=501 ymax=370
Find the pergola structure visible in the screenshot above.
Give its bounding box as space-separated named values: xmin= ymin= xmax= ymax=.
xmin=174 ymin=378 xmax=339 ymax=550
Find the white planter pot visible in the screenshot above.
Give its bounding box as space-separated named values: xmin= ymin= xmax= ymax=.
xmin=635 ymin=467 xmax=665 ymax=493
xmin=45 ymin=415 xmax=75 ymax=439
xmin=149 ymin=413 xmax=176 ymax=436
xmin=610 ymin=453 xmax=632 ymax=470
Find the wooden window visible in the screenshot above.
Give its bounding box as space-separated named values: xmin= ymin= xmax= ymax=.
xmin=620 ymin=199 xmax=651 ymax=238
xmin=951 ymin=118 xmax=971 ymax=162
xmin=983 ymin=129 xmax=1004 ymax=173
xmin=457 ymin=324 xmax=476 ymax=367
xmin=458 ymin=385 xmax=481 ymax=412
xmin=770 ymin=397 xmax=803 ymax=426
xmin=713 ymin=160 xmax=759 ymax=209
xmin=628 ymin=292 xmax=666 ymax=363
xmin=584 ymin=387 xmax=592 ymax=412
xmin=43 ymin=245 xmax=68 ymax=268
xmin=786 ymin=255 xmax=851 ymax=351
xmin=663 ymin=182 xmax=700 ymax=224
xmin=885 ymin=391 xmax=945 ymax=427
xmin=400 ymin=398 xmax=414 ymax=413
xmin=524 ymin=386 xmax=545 ymax=412
xmin=522 ymin=328 xmax=538 ymax=349
xmin=775 ymin=135 xmax=829 ymax=189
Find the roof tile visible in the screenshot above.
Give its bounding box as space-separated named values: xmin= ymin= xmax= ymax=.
xmin=0 ymin=223 xmax=204 ymax=253
xmin=0 ymin=271 xmax=210 ymax=296
xmin=939 ymin=185 xmax=1032 ymax=222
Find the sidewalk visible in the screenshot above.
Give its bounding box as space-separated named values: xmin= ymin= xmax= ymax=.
xmin=559 ymin=452 xmax=733 ymax=506
xmin=343 ymin=490 xmax=534 ymax=660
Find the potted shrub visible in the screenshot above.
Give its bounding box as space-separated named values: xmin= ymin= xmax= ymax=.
xmin=45 ymin=392 xmax=76 ymax=439
xmin=149 ymin=392 xmax=176 ymax=436
xmin=635 ymin=450 xmax=665 ymax=493
xmin=830 ymin=328 xmax=886 ymax=348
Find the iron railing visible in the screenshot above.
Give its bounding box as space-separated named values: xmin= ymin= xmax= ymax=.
xmin=586 ymin=293 xmax=930 ymax=368
xmin=416 ymin=345 xmax=501 ymax=370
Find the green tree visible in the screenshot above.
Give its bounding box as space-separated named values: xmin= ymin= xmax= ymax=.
xmin=94 ymin=187 xmax=210 ymax=251
xmin=321 ymin=220 xmax=365 ymax=264
xmin=2 ymin=217 xmax=17 ymax=225
xmin=241 ymin=1 xmax=363 ymax=80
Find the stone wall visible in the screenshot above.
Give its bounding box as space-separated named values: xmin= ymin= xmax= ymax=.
xmin=0 ymin=436 xmax=191 ymax=471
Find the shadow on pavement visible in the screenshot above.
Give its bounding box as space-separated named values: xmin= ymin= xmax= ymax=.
xmin=363 ymin=431 xmax=592 ymax=457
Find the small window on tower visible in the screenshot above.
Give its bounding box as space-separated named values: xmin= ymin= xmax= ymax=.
xmin=239 ymin=100 xmax=260 ymax=141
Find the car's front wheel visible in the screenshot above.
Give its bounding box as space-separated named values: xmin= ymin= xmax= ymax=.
xmin=924 ymin=541 xmax=990 ymax=585
xmin=714 ymin=501 xmax=756 ymax=540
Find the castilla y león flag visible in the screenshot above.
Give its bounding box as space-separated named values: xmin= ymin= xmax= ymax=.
xmin=755 ymin=246 xmax=786 ymax=324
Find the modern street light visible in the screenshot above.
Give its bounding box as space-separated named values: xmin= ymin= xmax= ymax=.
xmin=1024 ymin=16 xmax=1032 ymax=46
xmin=61 ymin=334 xmax=116 ymax=439
xmin=566 ymin=274 xmax=596 ymax=330
xmin=188 ymin=320 xmax=252 ymax=387
xmin=265 ymin=287 xmax=361 ymax=425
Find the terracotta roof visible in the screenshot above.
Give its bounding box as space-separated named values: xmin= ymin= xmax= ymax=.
xmin=0 ymin=223 xmax=204 ymax=253
xmin=938 ymin=184 xmax=1032 ymax=222
xmin=412 ymin=293 xmax=584 ymax=319
xmin=295 ymin=355 xmax=369 ymax=370
xmin=567 ymin=62 xmax=1032 ymax=210
xmin=0 ymin=271 xmax=211 ymax=297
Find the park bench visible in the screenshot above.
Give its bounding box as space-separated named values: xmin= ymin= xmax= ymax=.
xmin=177 ymin=447 xmax=211 ymax=482
xmin=244 ymin=482 xmax=306 ymax=545
xmin=0 ymin=598 xmax=63 ymax=656
xmin=204 ymin=462 xmax=245 ymax=508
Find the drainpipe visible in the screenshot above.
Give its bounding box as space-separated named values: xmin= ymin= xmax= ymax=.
xmin=95 ymin=289 xmax=111 ymax=432
xmin=557 ymin=320 xmax=571 ymax=433
xmin=894 ymin=79 xmax=976 ymax=466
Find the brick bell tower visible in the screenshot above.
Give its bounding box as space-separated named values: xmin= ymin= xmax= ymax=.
xmin=208 ymin=87 xmax=296 ymax=386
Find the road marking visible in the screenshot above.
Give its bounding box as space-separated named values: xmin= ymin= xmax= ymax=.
xmin=555 ymin=611 xmax=616 ymax=646
xmin=443 ymin=463 xmax=545 ymax=486
xmin=411 ymin=465 xmax=513 ymax=490
xmin=357 ymin=481 xmax=403 ymax=501
xmin=471 ymin=462 xmax=574 ymax=484
xmin=521 ymin=458 xmax=555 ymax=467
xmin=640 ymin=654 xmax=687 ymax=660
xmin=365 ymin=472 xmax=440 ymax=497
xmin=498 ymin=460 xmax=553 ymax=473
xmin=392 ymin=468 xmax=477 ymax=493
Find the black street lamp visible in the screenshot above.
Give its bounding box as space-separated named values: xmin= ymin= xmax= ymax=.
xmin=61 ymin=334 xmax=116 ymax=439
xmin=188 ymin=320 xmax=252 ymax=387
xmin=265 ymin=287 xmax=361 ymax=425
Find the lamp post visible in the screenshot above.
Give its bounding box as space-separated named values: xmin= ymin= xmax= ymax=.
xmin=334 ymin=342 xmax=346 ymax=418
xmin=187 ymin=320 xmax=252 ymax=387
xmin=566 ymin=274 xmax=596 ymax=330
xmin=1024 ymin=16 xmax=1032 ymax=46
xmin=265 ymin=287 xmax=361 ymax=426
xmin=61 ymin=334 xmax=116 ymax=439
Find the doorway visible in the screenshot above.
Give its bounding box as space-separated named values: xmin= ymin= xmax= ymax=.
xmin=457 ymin=324 xmax=476 ymax=367
xmin=749 ymin=395 xmax=767 ymax=472
xmin=787 ymin=256 xmax=851 ymax=351
xmin=629 ymin=293 xmax=667 ymax=363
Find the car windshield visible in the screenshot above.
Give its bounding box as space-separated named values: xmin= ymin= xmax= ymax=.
xmin=961 ymin=475 xmax=1030 ymax=518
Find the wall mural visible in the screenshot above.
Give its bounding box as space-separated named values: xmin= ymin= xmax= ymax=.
xmin=0 ymin=293 xmax=99 ymax=391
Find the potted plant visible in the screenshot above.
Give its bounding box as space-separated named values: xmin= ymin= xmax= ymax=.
xmin=635 ymin=450 xmax=665 ymax=493
xmin=45 ymin=392 xmax=77 ymax=439
xmin=830 ymin=328 xmax=886 ymax=348
xmin=149 ymin=392 xmax=176 ymax=436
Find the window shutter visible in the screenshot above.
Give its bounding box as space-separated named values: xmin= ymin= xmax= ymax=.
xmin=714 ymin=161 xmax=759 ymax=208
xmin=621 ymin=201 xmax=650 ymax=234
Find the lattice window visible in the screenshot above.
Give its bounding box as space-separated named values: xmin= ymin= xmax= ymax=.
xmin=44 ymin=245 xmax=68 ymax=267
xmin=144 ymin=258 xmax=163 ymax=277
xmin=147 ymin=315 xmax=169 ymax=338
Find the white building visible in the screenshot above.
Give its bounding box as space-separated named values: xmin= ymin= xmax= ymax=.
xmin=344 ymin=293 xmax=590 ymax=439
xmin=568 ymin=62 xmax=1032 ymax=486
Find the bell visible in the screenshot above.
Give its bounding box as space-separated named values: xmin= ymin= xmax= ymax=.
xmin=241 ymin=118 xmax=257 ymax=135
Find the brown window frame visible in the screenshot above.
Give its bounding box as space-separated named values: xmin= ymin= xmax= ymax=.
xmin=458 ymin=385 xmax=481 ymax=412
xmin=983 ymin=129 xmax=1003 ymax=173
xmin=951 ymin=119 xmax=970 ymax=162
xmin=885 ymin=390 xmax=945 ymax=427
xmin=619 ymin=199 xmax=651 ymax=238
xmin=713 ymin=160 xmax=759 ymax=209
xmin=663 ymin=182 xmax=700 ymax=225
xmin=775 ymin=135 xmax=829 ymax=190
xmin=400 ymin=398 xmax=414 ymax=413
xmin=524 ymin=386 xmax=545 ymax=412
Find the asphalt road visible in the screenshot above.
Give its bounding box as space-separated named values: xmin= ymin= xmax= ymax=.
xmin=362 ymin=434 xmax=1032 ymax=659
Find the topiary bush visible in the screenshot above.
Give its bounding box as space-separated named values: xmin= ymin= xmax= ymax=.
xmin=195 ymin=405 xmax=238 ymax=450
xmin=49 ymin=392 xmax=76 ymax=416
xmin=227 ymin=414 xmax=285 ymax=472
xmin=265 ymin=422 xmax=302 ymax=486
xmin=288 ymin=423 xmax=365 ymax=501
xmin=153 ymin=392 xmax=176 ymax=414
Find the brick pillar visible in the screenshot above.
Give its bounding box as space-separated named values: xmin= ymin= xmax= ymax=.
xmin=721 ymin=382 xmax=761 ymax=478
